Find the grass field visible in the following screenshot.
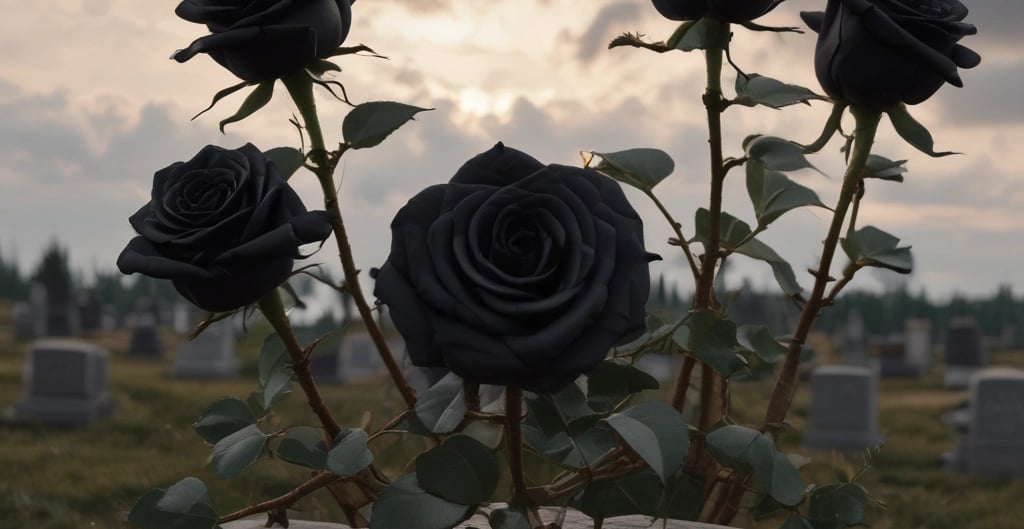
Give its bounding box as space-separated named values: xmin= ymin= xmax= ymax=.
xmin=1 ymin=304 xmax=1023 ymax=529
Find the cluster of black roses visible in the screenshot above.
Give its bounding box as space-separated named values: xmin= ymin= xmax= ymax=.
xmin=118 ymin=0 xmax=978 ymax=393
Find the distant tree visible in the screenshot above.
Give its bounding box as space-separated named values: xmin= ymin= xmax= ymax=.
xmin=0 ymin=246 xmax=27 ymax=300
xmin=32 ymin=241 xmax=74 ymax=304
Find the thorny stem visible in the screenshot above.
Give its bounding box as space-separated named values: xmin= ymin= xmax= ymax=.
xmin=217 ymin=471 xmax=340 ymax=524
xmin=258 ymin=290 xmax=341 ymax=438
xmin=505 ymin=386 xmax=540 ymax=527
xmin=761 ymin=106 xmax=882 ymax=433
xmin=669 ymin=355 xmax=697 ymax=412
xmin=283 ymin=73 xmax=419 ymax=410
xmin=646 ymin=190 xmax=701 ymax=280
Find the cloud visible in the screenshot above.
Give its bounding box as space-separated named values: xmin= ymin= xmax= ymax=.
xmin=935 ymin=58 xmax=1024 ymax=126
xmin=574 ymin=1 xmax=645 ymax=64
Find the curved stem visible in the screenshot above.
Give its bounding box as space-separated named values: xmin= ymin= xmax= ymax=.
xmin=646 ymin=190 xmax=701 ymax=280
xmin=761 ymin=106 xmax=882 ymax=432
xmin=258 ymin=290 xmax=341 ymax=439
xmin=282 ymin=73 xmax=419 ymax=409
xmin=217 ymin=471 xmax=339 ymax=524
xmin=505 ymin=386 xmax=540 ymax=526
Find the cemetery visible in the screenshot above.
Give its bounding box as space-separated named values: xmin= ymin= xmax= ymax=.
xmin=1 ymin=293 xmax=1023 ymax=529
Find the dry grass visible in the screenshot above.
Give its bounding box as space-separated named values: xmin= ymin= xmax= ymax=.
xmin=1 ymin=309 xmax=1024 ymax=529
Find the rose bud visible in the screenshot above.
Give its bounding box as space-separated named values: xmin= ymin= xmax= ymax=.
xmin=374 ymin=143 xmax=657 ymax=394
xmin=802 ymin=0 xmax=981 ymax=107
xmin=117 ymin=144 xmax=333 ymax=312
xmin=172 ymin=0 xmax=354 ymax=82
xmin=652 ymin=0 xmax=783 ymax=23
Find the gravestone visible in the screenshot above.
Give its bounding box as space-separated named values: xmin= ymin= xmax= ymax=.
xmin=944 ymin=317 xmax=986 ymax=390
xmin=77 ymin=291 xmax=104 ymax=335
xmin=337 ymin=330 xmax=386 ymax=383
xmin=904 ymin=318 xmax=932 ymax=373
xmin=944 ymin=367 xmax=1024 ymax=477
xmin=11 ymin=301 xmax=35 ymax=341
xmin=28 ymin=281 xmax=47 ymax=337
xmin=803 ymin=365 xmax=884 ymax=451
xmin=873 ymin=338 xmax=920 ymax=378
xmin=5 ymin=339 xmax=117 ymax=425
xmin=841 ymin=310 xmax=867 ymax=366
xmin=127 ymin=313 xmax=165 ymax=359
xmin=172 ymin=321 xmax=238 ymax=378
xmin=634 ymin=352 xmax=681 ymax=382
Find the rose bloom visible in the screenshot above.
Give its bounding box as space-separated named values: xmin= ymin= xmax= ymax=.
xmin=374 ymin=143 xmax=656 ymax=393
xmin=652 ymin=0 xmax=782 ymax=23
xmin=802 ymin=0 xmax=980 ymax=106
xmin=172 ymin=0 xmax=354 ymax=82
xmin=117 ymin=144 xmax=332 ymax=312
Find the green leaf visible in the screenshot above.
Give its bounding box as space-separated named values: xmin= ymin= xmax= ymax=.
xmin=264 ymin=147 xmax=305 ymax=181
xmin=780 ymin=513 xmax=815 ymax=529
xmin=523 ymin=385 xmax=614 ymax=468
xmin=577 ymin=468 xmax=664 ymax=518
xmin=193 ymin=397 xmax=258 ymax=445
xmin=128 ymin=477 xmax=218 ymax=529
xmin=413 ymin=372 xmax=466 ymax=434
xmin=737 ymin=325 xmax=788 ymax=365
xmin=807 ymin=483 xmax=868 ymax=528
xmin=219 ymin=80 xmax=275 ymax=133
xmin=589 ymin=148 xmax=674 ymax=192
xmin=416 ymin=435 xmax=499 ymax=505
xmin=326 ymin=429 xmax=374 ymax=477
xmin=706 ymin=425 xmax=805 ymax=507
xmin=841 ymin=226 xmax=913 ymax=274
xmin=744 ymin=135 xmax=819 ymax=173
xmin=746 ymin=161 xmax=827 ymax=226
xmin=342 ymin=101 xmax=432 ymax=149
xmin=277 ymin=426 xmax=328 ymax=470
xmin=674 ymin=310 xmax=747 ymax=377
xmin=674 ymin=17 xmax=730 ymax=51
xmin=370 ymin=474 xmax=475 ymax=529
xmin=863 ymin=154 xmax=907 ymax=182
xmin=886 ymin=104 xmax=956 ymax=157
xmin=693 ymin=209 xmax=802 ymax=297
xmin=602 ymin=401 xmax=688 ymax=484
xmin=489 ymin=507 xmax=531 ymax=529
xmin=208 ymin=424 xmax=267 ymax=478
xmin=734 ymin=74 xmax=827 ymax=109
xmin=257 ymin=333 xmax=293 ymax=409
xmin=585 ymin=361 xmax=660 ymax=413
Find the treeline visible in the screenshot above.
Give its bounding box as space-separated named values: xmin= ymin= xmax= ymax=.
xmin=0 ymin=242 xmax=179 ymax=317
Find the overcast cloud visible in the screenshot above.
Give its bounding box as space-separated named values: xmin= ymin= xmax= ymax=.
xmin=1 ymin=0 xmax=1020 ymax=300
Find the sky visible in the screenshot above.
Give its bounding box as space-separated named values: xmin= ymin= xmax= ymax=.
xmin=1 ymin=0 xmax=1022 ymax=304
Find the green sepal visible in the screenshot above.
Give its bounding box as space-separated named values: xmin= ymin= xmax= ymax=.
xmin=191 ymin=80 xmax=254 ymax=121
xmin=886 ymin=104 xmax=957 ymax=157
xmin=218 ymin=80 xmax=275 ymax=133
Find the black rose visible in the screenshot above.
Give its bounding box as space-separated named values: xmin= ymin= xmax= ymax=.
xmin=801 ymin=0 xmax=981 ymax=106
xmin=652 ymin=0 xmax=782 ymax=23
xmin=172 ymin=0 xmax=354 ymax=82
xmin=373 ymin=143 xmax=655 ymax=393
xmin=117 ymin=144 xmax=333 ymax=312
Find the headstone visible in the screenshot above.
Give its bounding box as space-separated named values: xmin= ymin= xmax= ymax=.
xmin=77 ymin=291 xmax=104 ymax=335
xmin=803 ymin=365 xmax=884 ymax=451
xmin=44 ymin=297 xmax=79 ymax=337
xmin=904 ymin=318 xmax=932 ymax=373
xmin=337 ymin=330 xmax=386 ymax=383
xmin=28 ymin=281 xmax=47 ymax=338
xmin=944 ymin=367 xmax=1024 ymax=477
xmin=944 ymin=317 xmax=987 ymax=390
xmin=5 ymin=339 xmax=117 ymax=425
xmin=11 ymin=301 xmax=35 ymax=341
xmin=872 ymin=337 xmax=920 ymax=378
xmin=171 ymin=321 xmax=238 ymax=378
xmin=841 ymin=310 xmax=867 ymax=366
xmin=634 ymin=352 xmax=681 ymax=382
xmin=127 ymin=313 xmax=164 ymax=359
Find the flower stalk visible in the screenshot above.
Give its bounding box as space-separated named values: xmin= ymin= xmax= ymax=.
xmin=283 ymin=73 xmax=419 ymax=410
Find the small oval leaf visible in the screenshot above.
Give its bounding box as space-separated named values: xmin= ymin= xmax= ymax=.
xmin=208 ymin=424 xmax=267 ymax=478
xmin=343 ymin=101 xmax=432 ymax=149
xmin=193 ymin=397 xmax=258 ymax=445
xmin=590 ymin=148 xmax=674 ymax=192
